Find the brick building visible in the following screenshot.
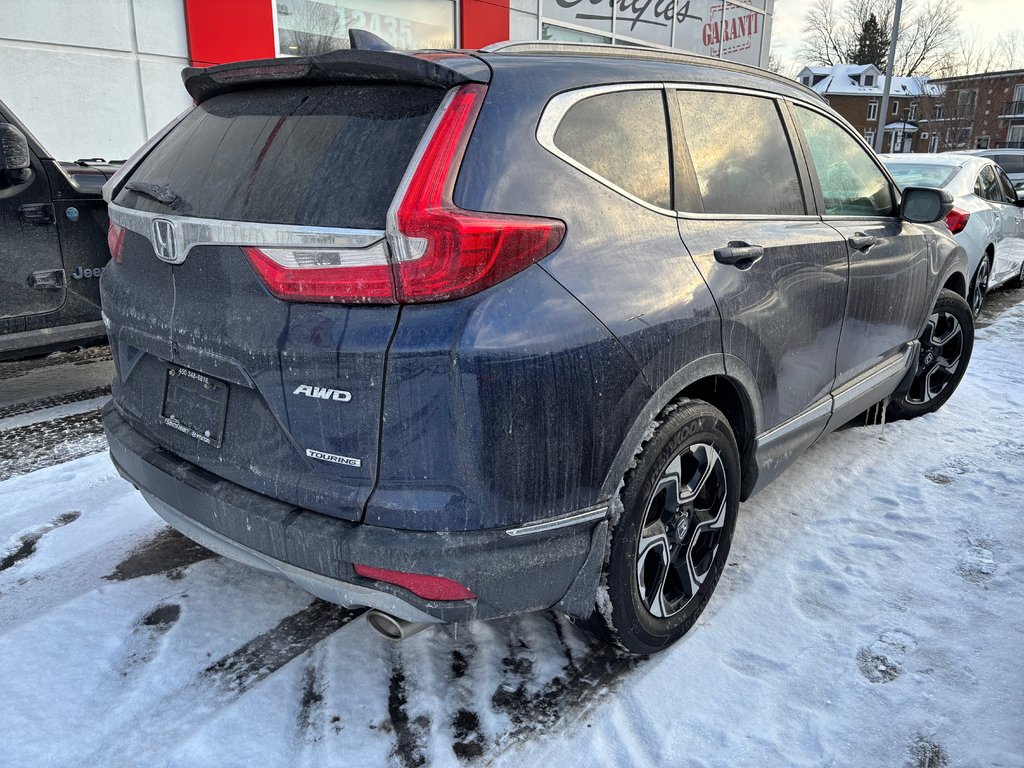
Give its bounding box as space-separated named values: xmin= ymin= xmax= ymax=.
xmin=796 ymin=64 xmax=940 ymax=153
xmin=918 ymin=69 xmax=1024 ymax=151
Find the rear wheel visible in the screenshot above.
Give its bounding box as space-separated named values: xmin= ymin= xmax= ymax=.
xmin=970 ymin=256 xmax=991 ymax=316
xmin=889 ymin=290 xmax=974 ymax=420
xmin=589 ymin=400 xmax=740 ymax=655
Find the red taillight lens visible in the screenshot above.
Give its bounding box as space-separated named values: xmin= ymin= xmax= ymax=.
xmin=354 ymin=564 xmax=477 ymax=601
xmin=107 ymin=220 xmax=126 ymax=263
xmin=945 ymin=208 xmax=970 ymax=235
xmin=391 ymin=84 xmax=565 ymax=303
xmin=244 ymin=84 xmax=564 ymax=305
xmin=243 ymin=244 xmax=396 ymax=303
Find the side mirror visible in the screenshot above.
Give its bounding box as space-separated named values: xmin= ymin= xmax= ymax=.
xmin=0 ymin=123 xmax=32 ymax=185
xmin=900 ymin=186 xmax=954 ymax=224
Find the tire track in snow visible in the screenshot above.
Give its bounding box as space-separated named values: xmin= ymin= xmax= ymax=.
xmin=0 ymin=384 xmax=110 ymax=421
xmin=74 ymin=599 xmax=363 ymax=767
xmin=103 ymin=526 xmax=217 ymax=582
xmin=0 ymin=345 xmax=111 ymax=381
xmin=0 ymin=510 xmax=81 ymax=573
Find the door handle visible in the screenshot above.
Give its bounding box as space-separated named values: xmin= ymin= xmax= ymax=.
xmin=714 ymin=242 xmax=764 ymax=268
xmin=848 ymin=234 xmax=879 ymax=251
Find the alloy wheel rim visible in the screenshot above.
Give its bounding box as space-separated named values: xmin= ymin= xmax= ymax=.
xmin=635 ymin=443 xmax=728 ymax=619
xmin=972 ymin=260 xmax=990 ymax=315
xmin=906 ymin=310 xmax=964 ymax=405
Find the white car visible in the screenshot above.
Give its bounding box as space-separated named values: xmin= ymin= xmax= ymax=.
xmin=882 ymin=153 xmax=1024 ymax=315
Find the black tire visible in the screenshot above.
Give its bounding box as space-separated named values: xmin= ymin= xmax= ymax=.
xmin=970 ymin=255 xmax=991 ymax=317
xmin=589 ymin=400 xmax=740 ymax=655
xmin=888 ymin=289 xmax=974 ymax=420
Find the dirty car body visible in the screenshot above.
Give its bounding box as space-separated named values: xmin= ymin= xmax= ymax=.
xmin=101 ymin=40 xmax=969 ymax=643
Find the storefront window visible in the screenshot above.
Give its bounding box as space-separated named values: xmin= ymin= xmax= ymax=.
xmin=276 ymin=0 xmax=456 ymax=55
xmin=538 ymin=0 xmax=770 ymax=66
xmin=541 ymin=23 xmax=611 ymax=44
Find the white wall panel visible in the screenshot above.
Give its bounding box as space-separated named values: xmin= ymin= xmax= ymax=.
xmin=0 ymin=0 xmax=190 ymax=161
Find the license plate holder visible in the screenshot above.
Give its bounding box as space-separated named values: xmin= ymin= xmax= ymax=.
xmin=160 ymin=365 xmax=229 ymax=447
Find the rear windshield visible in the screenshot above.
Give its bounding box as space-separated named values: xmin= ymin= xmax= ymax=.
xmin=884 ymin=163 xmax=958 ymax=189
xmin=115 ymin=84 xmax=445 ymax=229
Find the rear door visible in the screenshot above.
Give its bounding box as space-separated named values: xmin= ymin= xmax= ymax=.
xmin=790 ymin=103 xmax=931 ymax=424
xmin=992 ymin=164 xmax=1024 ymax=281
xmin=974 ymin=163 xmax=1012 ymax=277
xmin=103 ymin=82 xmax=447 ymax=521
xmin=669 ymin=87 xmax=848 ymax=467
xmin=0 ymin=105 xmax=65 ymax=321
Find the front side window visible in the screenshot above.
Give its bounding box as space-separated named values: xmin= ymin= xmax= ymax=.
xmin=674 ymin=91 xmax=804 ymax=216
xmin=995 ymin=167 xmax=1018 ymax=202
xmin=553 ymin=89 xmax=671 ymax=209
xmin=795 ymin=105 xmax=895 ymax=217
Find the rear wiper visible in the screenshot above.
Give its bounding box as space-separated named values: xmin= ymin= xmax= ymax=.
xmin=124 ymin=180 xmax=185 ymax=210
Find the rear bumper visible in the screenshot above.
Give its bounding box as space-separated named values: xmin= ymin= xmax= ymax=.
xmin=103 ymin=402 xmax=608 ymax=623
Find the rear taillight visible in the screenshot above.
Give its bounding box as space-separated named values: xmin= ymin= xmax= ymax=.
xmin=244 ymin=84 xmax=564 ymax=305
xmin=107 ymin=220 xmax=126 ymax=263
xmin=389 ymin=84 xmax=565 ymax=303
xmin=354 ymin=564 xmax=476 ymax=601
xmin=243 ymin=243 xmax=395 ymax=303
xmin=945 ymin=208 xmax=970 ymax=235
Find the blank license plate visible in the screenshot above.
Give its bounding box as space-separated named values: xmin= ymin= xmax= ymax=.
xmin=160 ymin=365 xmax=228 ymax=447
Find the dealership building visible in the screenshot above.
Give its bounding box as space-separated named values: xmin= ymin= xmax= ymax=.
xmin=1 ymin=0 xmax=775 ymax=161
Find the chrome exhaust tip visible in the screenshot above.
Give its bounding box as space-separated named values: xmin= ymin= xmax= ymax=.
xmin=365 ymin=609 xmax=432 ymax=641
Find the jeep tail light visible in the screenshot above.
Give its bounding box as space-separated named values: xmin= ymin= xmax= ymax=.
xmin=243 ymin=242 xmax=395 ymax=303
xmin=354 ymin=564 xmax=476 ymax=601
xmin=945 ymin=208 xmax=970 ymax=235
xmin=389 ymin=84 xmax=565 ymax=303
xmin=107 ymin=220 xmax=126 ymax=263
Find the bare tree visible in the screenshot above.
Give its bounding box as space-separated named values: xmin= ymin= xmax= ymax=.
xmin=798 ymin=0 xmax=958 ymax=76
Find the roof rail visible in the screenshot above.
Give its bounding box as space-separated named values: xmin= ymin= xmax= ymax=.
xmin=479 ymin=40 xmax=824 ymax=101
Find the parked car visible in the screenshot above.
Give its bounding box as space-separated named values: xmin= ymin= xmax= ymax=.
xmin=882 ymin=153 xmax=1024 ymax=315
xmin=101 ymin=34 xmax=972 ymax=655
xmin=955 ymin=148 xmax=1024 ymax=192
xmin=0 ymin=98 xmax=117 ymax=359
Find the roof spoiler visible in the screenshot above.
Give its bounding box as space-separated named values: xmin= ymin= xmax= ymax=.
xmin=182 ymin=38 xmax=488 ymax=104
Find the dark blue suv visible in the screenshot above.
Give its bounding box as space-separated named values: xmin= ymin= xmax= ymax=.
xmin=101 ymin=35 xmax=972 ymax=654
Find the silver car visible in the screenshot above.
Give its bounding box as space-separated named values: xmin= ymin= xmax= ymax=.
xmin=882 ymin=153 xmax=1024 ymax=314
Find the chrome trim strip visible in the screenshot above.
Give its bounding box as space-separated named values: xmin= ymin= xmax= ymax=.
xmin=537 ymin=82 xmax=678 ymax=218
xmin=107 ymin=203 xmax=386 ymax=265
xmin=832 ymin=346 xmax=916 ymax=409
xmin=756 ymin=397 xmax=832 ymax=445
xmin=505 ymin=504 xmax=609 ymax=537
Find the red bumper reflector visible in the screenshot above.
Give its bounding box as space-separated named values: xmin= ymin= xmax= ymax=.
xmin=354 ymin=564 xmax=476 ymax=601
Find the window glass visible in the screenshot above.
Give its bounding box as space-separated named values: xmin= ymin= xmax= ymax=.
xmin=995 ymin=167 xmax=1018 ymax=202
xmin=554 ymin=90 xmax=671 ymax=209
xmin=795 ymin=106 xmax=895 ymax=216
xmin=994 ymin=154 xmax=1024 ymax=174
xmin=977 ymin=165 xmax=1001 ymax=202
xmin=884 ymin=163 xmax=958 ymax=189
xmin=117 ymin=84 xmax=443 ymax=229
xmin=276 ymin=0 xmax=455 ymax=54
xmin=675 ymin=91 xmax=804 ymax=215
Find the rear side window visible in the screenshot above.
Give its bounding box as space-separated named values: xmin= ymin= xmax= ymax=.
xmin=675 ymin=91 xmax=804 ymax=216
xmin=994 ymin=154 xmax=1024 ymax=174
xmin=975 ymin=165 xmax=1002 ymax=202
xmin=795 ymin=106 xmax=894 ymax=217
xmin=115 ymin=84 xmax=445 ymax=229
xmin=553 ymin=89 xmax=671 ymax=209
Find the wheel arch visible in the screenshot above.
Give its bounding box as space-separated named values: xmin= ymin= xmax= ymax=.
xmin=599 ymin=354 xmax=764 ymax=504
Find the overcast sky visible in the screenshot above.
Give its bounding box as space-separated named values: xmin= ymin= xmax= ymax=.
xmin=770 ymin=0 xmax=1024 ymax=75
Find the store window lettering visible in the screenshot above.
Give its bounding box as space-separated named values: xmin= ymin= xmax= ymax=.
xmin=554 ymin=0 xmax=703 ymax=31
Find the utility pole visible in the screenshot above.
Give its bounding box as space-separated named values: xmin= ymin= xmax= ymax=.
xmin=874 ymin=0 xmax=903 ymax=153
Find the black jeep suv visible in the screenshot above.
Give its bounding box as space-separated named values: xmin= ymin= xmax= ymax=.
xmin=101 ymin=35 xmax=971 ymax=654
xmin=1 ymin=98 xmax=117 ymax=359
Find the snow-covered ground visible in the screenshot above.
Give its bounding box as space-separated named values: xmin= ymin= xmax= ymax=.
xmin=1 ymin=299 xmax=1022 ymax=768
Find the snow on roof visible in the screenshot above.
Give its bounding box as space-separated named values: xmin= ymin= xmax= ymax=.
xmin=883 ymin=121 xmax=918 ymax=131
xmin=796 ymin=63 xmax=943 ymax=97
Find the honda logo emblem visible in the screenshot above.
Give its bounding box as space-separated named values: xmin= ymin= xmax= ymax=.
xmin=152 ymin=218 xmax=183 ymax=264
